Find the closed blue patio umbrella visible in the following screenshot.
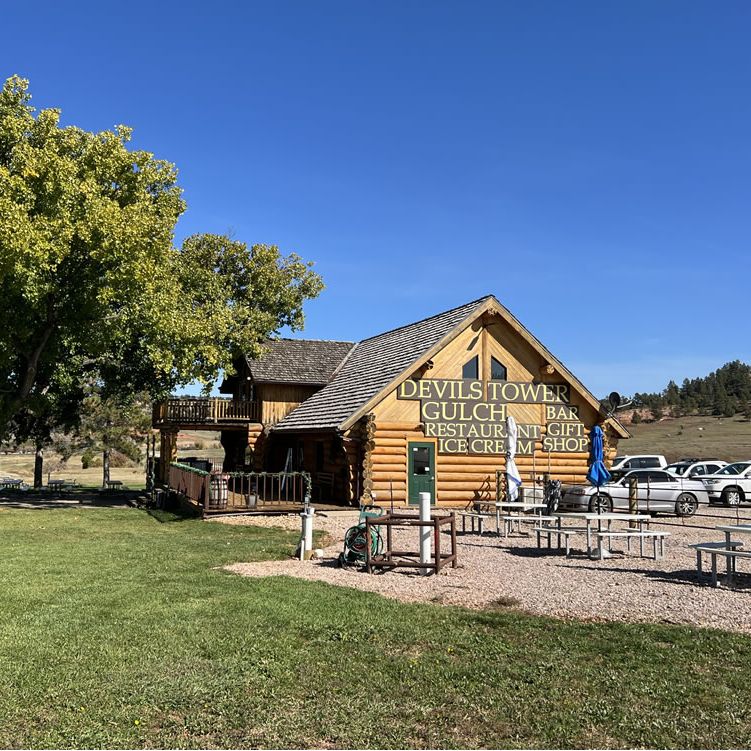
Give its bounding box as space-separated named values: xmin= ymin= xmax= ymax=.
xmin=587 ymin=424 xmax=612 ymax=558
xmin=586 ymin=425 xmax=611 ymax=490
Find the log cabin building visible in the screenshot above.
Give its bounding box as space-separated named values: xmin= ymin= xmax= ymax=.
xmin=153 ymin=295 xmax=629 ymax=507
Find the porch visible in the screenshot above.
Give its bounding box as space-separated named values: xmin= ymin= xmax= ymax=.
xmin=167 ymin=462 xmax=313 ymax=516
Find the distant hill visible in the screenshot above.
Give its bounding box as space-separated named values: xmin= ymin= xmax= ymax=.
xmin=617 ymin=360 xmax=751 ymax=421
xmin=620 ymin=414 xmax=751 ymax=463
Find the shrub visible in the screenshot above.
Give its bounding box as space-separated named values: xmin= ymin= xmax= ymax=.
xmin=81 ymin=449 xmax=101 ymax=469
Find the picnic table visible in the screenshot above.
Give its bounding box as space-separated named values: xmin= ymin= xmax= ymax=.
xmin=104 ymin=480 xmax=124 ymax=491
xmin=540 ymin=512 xmax=665 ymax=559
xmin=695 ymin=524 xmax=751 ymax=586
xmin=47 ymin=479 xmax=66 ymax=492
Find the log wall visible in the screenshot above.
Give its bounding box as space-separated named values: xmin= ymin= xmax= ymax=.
xmin=363 ymin=420 xmax=607 ymax=506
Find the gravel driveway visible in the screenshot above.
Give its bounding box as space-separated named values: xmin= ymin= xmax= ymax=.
xmin=219 ymin=506 xmax=751 ymax=634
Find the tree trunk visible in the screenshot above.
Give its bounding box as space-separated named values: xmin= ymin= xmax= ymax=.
xmin=34 ymin=444 xmax=43 ymax=489
xmin=102 ymin=448 xmax=111 ymax=487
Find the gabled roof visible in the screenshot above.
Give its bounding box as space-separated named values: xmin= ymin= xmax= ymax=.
xmin=273 ymin=295 xmax=630 ymax=438
xmin=247 ymin=339 xmax=355 ymax=385
xmin=272 ymin=297 xmax=493 ymax=432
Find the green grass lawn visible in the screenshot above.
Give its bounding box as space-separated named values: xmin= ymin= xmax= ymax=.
xmin=1 ymin=508 xmax=751 ymax=749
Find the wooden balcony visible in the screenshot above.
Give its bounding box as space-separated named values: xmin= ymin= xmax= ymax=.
xmin=153 ymin=397 xmax=259 ymax=428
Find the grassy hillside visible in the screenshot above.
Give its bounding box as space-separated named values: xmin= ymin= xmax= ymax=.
xmin=620 ymin=414 xmax=751 ymax=463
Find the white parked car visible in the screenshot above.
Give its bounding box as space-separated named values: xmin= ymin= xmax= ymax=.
xmin=560 ymin=469 xmax=708 ymax=516
xmin=701 ymin=462 xmax=751 ymax=506
xmin=664 ymin=459 xmax=728 ymax=478
xmin=610 ymin=455 xmax=667 ymax=471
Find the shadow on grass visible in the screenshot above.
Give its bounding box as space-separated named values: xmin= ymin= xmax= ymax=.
xmin=145 ymin=505 xmax=202 ymax=523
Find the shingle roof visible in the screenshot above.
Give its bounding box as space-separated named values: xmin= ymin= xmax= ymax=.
xmin=247 ymin=339 xmax=355 ymax=385
xmin=273 ymin=296 xmax=492 ymax=432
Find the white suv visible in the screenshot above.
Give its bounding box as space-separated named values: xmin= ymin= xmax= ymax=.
xmin=665 ymin=459 xmax=728 ymax=478
xmin=611 ymin=455 xmax=667 ymax=471
xmin=702 ymin=462 xmax=751 ymax=506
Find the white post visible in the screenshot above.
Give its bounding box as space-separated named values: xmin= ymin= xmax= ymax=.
xmin=419 ymin=491 xmax=431 ymax=575
xmin=299 ymin=506 xmax=315 ymax=560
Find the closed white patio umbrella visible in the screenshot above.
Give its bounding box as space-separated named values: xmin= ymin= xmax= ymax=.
xmin=506 ymin=415 xmax=523 ymax=502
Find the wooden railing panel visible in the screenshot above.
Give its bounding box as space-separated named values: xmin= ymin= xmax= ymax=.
xmin=168 ymin=463 xmax=311 ymax=514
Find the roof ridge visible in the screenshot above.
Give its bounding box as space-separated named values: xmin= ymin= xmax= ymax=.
xmin=327 ymin=341 xmax=359 ymax=382
xmin=357 ymin=295 xmax=495 ymax=344
xmin=265 ymin=337 xmax=356 ymax=344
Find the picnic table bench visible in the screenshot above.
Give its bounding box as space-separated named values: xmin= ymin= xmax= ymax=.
xmin=104 ymin=480 xmax=123 ymax=491
xmin=595 ymin=530 xmax=670 ymax=560
xmin=691 ymin=541 xmax=748 ymax=587
xmin=457 ymin=510 xmax=496 ymax=535
xmin=534 ymin=523 xmax=589 ymax=557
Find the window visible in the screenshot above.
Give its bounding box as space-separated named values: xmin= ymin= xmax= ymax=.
xmin=639 ymin=457 xmax=661 ymax=468
xmin=490 ymin=356 xmax=507 ymax=380
xmin=412 ymin=446 xmax=431 ymax=475
xmin=462 ymin=356 xmax=479 ymax=379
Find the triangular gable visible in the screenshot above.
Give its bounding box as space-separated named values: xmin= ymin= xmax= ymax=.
xmin=273 ymin=294 xmax=629 ymax=438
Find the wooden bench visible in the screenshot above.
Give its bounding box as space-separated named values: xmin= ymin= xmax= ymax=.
xmin=691 ymin=542 xmax=748 ymax=587
xmin=595 ymin=530 xmax=670 ymax=560
xmin=533 ymin=525 xmax=589 ymax=557
xmin=104 ymin=480 xmax=123 ymax=491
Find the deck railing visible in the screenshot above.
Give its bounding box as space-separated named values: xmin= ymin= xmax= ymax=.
xmin=153 ymin=397 xmax=259 ymax=426
xmin=168 ymin=462 xmax=311 ymax=514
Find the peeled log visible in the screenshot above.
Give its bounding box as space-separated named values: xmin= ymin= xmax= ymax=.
xmin=372 ymin=447 xmax=408 ymax=456
xmin=371 ymin=464 xmax=406 ymax=474
xmin=437 ymin=472 xmax=497 ymax=482
xmin=373 ymin=438 xmax=407 ymax=448
xmin=375 ymin=431 xmax=424 ymax=439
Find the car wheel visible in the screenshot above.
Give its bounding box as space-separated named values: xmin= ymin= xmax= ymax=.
xmin=722 ymin=487 xmax=744 ymax=506
xmin=675 ymin=493 xmax=698 ymax=517
xmin=588 ymin=494 xmax=613 ymax=513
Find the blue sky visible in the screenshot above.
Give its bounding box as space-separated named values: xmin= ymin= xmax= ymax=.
xmin=4 ymin=1 xmax=750 ymax=397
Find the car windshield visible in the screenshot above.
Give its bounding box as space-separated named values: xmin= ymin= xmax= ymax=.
xmin=613 ymin=457 xmax=626 ymax=465
xmin=715 ymin=462 xmax=751 ymax=476
xmin=666 ymin=463 xmax=688 ymax=475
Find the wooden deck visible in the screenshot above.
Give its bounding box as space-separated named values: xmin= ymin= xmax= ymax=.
xmin=153 ymin=397 xmax=259 ymax=428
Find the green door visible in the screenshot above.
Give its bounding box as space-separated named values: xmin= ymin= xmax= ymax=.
xmin=408 ymin=442 xmax=436 ymax=505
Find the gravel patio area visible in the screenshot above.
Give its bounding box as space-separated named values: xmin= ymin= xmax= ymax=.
xmin=218 ymin=506 xmax=751 ymax=634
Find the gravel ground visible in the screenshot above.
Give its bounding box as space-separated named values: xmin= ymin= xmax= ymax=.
xmin=217 ymin=506 xmax=751 ymax=634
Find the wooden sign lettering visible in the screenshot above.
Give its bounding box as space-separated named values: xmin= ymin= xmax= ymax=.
xmin=395 ymin=378 xmax=587 ymax=455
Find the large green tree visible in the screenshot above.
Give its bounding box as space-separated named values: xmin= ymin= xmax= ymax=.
xmin=0 ymin=76 xmax=323 ymax=440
